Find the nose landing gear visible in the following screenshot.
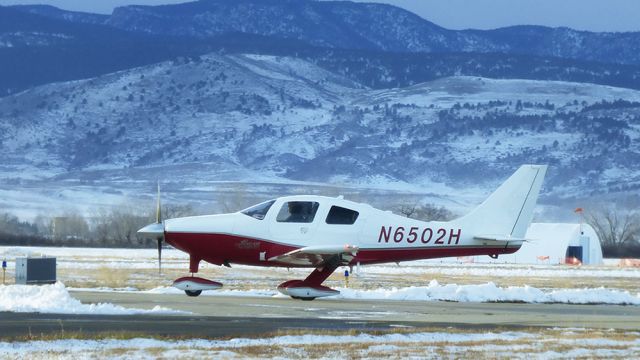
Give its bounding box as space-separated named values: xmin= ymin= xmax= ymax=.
xmin=172 ymin=276 xmax=223 ymax=297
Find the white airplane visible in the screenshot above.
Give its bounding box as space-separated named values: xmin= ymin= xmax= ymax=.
xmin=138 ymin=165 xmax=547 ymax=300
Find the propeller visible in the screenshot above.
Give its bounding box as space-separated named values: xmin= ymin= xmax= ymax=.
xmin=155 ymin=182 xmax=163 ymax=275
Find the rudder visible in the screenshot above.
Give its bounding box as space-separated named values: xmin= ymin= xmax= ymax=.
xmin=455 ymin=165 xmax=547 ymax=239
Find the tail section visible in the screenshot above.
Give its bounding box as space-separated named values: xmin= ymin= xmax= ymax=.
xmin=456 ymin=165 xmax=547 ymax=239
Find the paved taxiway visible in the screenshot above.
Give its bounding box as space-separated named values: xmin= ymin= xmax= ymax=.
xmin=1 ymin=291 xmax=639 ymax=338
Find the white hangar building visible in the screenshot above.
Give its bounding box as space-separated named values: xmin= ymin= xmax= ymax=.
xmin=481 ymin=223 xmax=603 ymax=265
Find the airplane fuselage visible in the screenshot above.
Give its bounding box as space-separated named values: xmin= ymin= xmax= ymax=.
xmin=163 ymin=195 xmax=520 ymax=272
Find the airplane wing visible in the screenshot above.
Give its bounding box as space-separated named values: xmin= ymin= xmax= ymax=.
xmin=268 ymin=244 xmax=359 ymax=267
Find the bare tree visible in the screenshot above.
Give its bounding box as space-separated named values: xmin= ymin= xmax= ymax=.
xmin=161 ymin=203 xmax=195 ymax=219
xmin=51 ymin=211 xmax=90 ymax=242
xmin=586 ymin=207 xmax=640 ymax=247
xmin=0 ymin=212 xmax=38 ymax=236
xmin=89 ymin=207 xmax=111 ymax=243
xmin=394 ymin=202 xmax=455 ymax=221
xmin=109 ymin=206 xmax=150 ymax=245
xmin=32 ymin=214 xmax=52 ymax=237
xmin=216 ymin=183 xmax=252 ymax=213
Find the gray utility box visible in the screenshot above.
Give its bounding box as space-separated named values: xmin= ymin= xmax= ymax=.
xmin=15 ymin=257 xmax=56 ymax=285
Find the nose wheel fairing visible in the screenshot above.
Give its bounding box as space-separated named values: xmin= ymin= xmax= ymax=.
xmin=172 ymin=276 xmax=223 ymax=297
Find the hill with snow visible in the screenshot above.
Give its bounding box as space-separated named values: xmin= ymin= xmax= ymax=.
xmin=1 ymin=0 xmax=640 ymax=218
xmin=1 ymin=53 xmax=640 ymax=217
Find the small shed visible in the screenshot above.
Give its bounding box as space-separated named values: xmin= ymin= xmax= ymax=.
xmin=480 ymin=223 xmax=603 ymax=265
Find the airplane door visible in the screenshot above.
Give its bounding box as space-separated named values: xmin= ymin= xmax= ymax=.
xmin=269 ymin=200 xmax=321 ymax=244
xmin=319 ymin=205 xmax=365 ymax=245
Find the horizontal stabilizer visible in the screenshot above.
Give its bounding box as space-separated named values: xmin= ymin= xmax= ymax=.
xmin=269 ymin=244 xmax=358 ymax=266
xmin=474 ymin=235 xmax=526 ymax=244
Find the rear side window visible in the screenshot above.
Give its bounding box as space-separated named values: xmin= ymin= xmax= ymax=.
xmin=276 ymin=201 xmax=319 ymax=223
xmin=326 ymin=206 xmax=359 ymax=225
xmin=241 ymin=200 xmax=275 ymax=220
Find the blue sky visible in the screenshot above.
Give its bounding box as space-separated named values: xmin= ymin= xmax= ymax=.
xmin=1 ymin=0 xmax=638 ymax=32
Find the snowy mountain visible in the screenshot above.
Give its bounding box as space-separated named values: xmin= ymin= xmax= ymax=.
xmin=2 ymin=53 xmax=640 ymax=217
xmin=4 ymin=2 xmax=640 ymax=97
xmin=2 ymin=1 xmax=640 ymax=219
xmin=8 ymin=4 xmax=108 ymax=25
xmin=13 ymin=0 xmax=640 ymax=65
xmin=0 ymin=5 xmax=214 ymax=97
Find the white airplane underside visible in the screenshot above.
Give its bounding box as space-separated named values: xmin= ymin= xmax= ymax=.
xmin=138 ymin=165 xmax=547 ymax=300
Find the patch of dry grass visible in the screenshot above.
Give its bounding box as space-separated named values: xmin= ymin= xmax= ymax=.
xmin=5 ymin=327 xmax=639 ymax=359
xmin=93 ymin=266 xmax=133 ymax=288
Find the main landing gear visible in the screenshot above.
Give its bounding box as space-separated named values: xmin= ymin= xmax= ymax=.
xmin=277 ymin=258 xmax=342 ymax=301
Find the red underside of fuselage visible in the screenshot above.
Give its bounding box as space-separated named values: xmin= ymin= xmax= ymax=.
xmin=165 ymin=232 xmax=520 ymax=269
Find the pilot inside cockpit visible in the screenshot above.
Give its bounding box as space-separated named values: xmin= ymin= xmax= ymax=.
xmin=278 ymin=201 xmax=319 ymax=223
xmin=286 ymin=202 xmax=308 ymax=222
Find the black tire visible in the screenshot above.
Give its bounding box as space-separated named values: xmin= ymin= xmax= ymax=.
xmin=299 ymin=297 xmax=316 ymax=301
xmin=185 ymin=290 xmax=202 ymax=297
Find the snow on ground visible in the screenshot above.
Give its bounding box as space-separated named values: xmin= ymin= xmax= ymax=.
xmin=0 ymin=282 xmax=183 ymax=315
xmin=1 ymin=329 xmax=638 ymax=359
xmin=138 ymin=280 xmax=640 ymax=305
xmin=334 ymin=280 xmax=640 ymax=305
xmin=363 ymin=261 xmax=640 ymax=279
xmin=0 ymin=331 xmax=535 ymax=353
xmin=3 ymin=246 xmax=639 ymax=278
xmin=2 ymin=246 xmax=639 ymax=307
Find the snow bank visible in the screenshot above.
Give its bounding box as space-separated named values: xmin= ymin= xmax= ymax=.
xmin=364 ymin=261 xmax=640 ymax=278
xmin=129 ymin=281 xmax=640 ymax=305
xmin=0 ymin=283 xmax=184 ymax=315
xmin=334 ymin=280 xmax=640 ymax=305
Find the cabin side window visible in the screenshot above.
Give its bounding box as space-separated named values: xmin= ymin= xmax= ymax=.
xmin=326 ymin=206 xmax=359 ymax=225
xmin=241 ymin=200 xmax=275 ymax=220
xmin=276 ymin=201 xmax=319 ymax=223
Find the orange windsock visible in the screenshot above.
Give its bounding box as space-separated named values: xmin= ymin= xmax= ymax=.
xmin=574 ymin=207 xmax=583 ymax=213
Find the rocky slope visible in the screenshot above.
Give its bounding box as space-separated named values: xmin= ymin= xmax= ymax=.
xmin=2 ymin=53 xmax=640 ymax=216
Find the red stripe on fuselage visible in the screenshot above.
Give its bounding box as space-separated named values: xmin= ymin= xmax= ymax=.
xmin=165 ymin=232 xmax=520 ymax=268
xmin=165 ymin=231 xmax=298 ymax=267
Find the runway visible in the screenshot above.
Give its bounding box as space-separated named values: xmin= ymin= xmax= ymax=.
xmin=1 ymin=291 xmax=639 ymax=338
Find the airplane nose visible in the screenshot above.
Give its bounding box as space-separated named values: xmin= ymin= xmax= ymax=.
xmin=137 ymin=222 xmax=164 ymax=238
xmin=162 ymin=213 xmax=239 ymax=269
xmin=163 ymin=213 xmax=237 ymax=234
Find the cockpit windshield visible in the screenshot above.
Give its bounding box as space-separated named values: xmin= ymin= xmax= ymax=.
xmin=241 ymin=200 xmax=275 ymax=220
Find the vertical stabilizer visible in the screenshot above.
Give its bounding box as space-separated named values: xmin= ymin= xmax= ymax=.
xmin=456 ymin=165 xmax=547 ymax=238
